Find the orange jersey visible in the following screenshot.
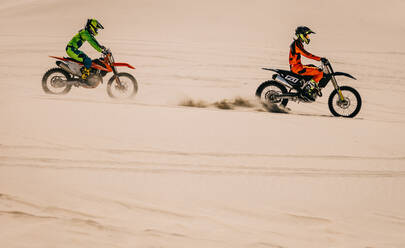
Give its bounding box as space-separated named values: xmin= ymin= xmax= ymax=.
xmin=289 ymin=40 xmax=321 ymax=69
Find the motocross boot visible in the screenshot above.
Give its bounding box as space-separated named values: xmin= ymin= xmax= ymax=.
xmin=80 ymin=67 xmax=90 ymax=80
xmin=314 ymin=82 xmax=322 ymax=97
xmin=304 ymin=80 xmax=317 ymax=101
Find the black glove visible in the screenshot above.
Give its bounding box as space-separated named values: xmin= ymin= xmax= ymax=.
xmin=102 ymin=47 xmax=109 ymax=55
xmin=320 ymin=57 xmax=328 ymax=64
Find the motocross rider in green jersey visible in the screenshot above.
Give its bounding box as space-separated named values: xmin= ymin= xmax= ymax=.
xmin=66 ymin=19 xmax=105 ymax=80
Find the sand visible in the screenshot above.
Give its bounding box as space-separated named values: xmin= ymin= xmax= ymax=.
xmin=1 ymin=0 xmax=405 ymax=247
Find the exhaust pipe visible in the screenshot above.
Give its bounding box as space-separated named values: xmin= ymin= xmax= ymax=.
xmin=56 ymin=61 xmax=75 ymax=75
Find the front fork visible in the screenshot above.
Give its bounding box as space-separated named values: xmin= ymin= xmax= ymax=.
xmin=112 ymin=66 xmax=124 ymax=89
xmin=331 ymin=76 xmax=345 ymax=101
xmin=325 ymin=64 xmax=345 ymax=101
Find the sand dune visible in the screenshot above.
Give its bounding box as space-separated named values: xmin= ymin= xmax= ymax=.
xmin=1 ymin=0 xmax=405 ymax=247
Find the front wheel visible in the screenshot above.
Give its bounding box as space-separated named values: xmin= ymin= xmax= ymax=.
xmin=42 ymin=68 xmax=72 ymax=95
xmin=107 ymin=72 xmax=138 ymax=99
xmin=328 ymin=86 xmax=362 ymax=118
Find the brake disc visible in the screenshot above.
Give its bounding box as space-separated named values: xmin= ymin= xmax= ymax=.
xmin=265 ymin=90 xmax=281 ymax=103
xmin=50 ymin=76 xmax=66 ymax=88
xmin=337 ymin=97 xmax=351 ymax=109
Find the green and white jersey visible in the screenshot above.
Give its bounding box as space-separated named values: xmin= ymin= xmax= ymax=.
xmin=67 ymin=29 xmax=103 ymax=52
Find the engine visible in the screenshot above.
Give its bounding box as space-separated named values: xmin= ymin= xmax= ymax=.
xmin=86 ymin=73 xmax=103 ymax=88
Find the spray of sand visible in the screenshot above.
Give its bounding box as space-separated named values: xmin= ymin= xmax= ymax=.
xmin=179 ymin=96 xmax=288 ymax=113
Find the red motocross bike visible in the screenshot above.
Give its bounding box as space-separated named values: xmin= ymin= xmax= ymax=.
xmin=42 ymin=49 xmax=138 ymax=99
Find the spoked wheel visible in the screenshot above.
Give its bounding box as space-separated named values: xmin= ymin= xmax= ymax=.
xmin=41 ymin=68 xmax=72 ymax=94
xmin=107 ymin=72 xmax=138 ymax=99
xmin=328 ymin=86 xmax=362 ymax=118
xmin=255 ymin=80 xmax=288 ymax=107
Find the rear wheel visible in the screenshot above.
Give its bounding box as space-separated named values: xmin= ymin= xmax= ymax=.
xmin=41 ymin=68 xmax=72 ymax=95
xmin=107 ymin=72 xmax=138 ymax=99
xmin=328 ymin=86 xmax=362 ymax=118
xmin=255 ymin=80 xmax=289 ymax=107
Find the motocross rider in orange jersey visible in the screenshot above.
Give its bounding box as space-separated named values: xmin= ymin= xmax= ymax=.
xmin=289 ymin=26 xmax=328 ymax=100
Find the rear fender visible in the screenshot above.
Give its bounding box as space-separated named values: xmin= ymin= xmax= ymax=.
xmin=50 ymin=56 xmax=73 ymax=62
xmin=262 ymin=68 xmax=279 ymax=74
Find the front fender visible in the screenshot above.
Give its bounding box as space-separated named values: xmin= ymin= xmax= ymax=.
xmin=112 ymin=62 xmax=135 ymax=69
xmin=332 ymin=72 xmax=356 ymax=80
xmin=319 ymin=72 xmax=356 ymax=88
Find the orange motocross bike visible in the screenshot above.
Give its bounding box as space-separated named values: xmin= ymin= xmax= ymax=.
xmin=42 ymin=48 xmax=138 ymax=99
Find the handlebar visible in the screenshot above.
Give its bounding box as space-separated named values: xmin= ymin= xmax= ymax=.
xmin=320 ymin=57 xmax=329 ymax=65
xmin=102 ymin=47 xmax=111 ymax=56
xmin=320 ymin=58 xmax=335 ymax=75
